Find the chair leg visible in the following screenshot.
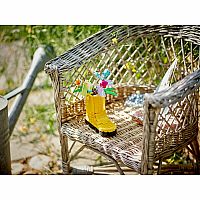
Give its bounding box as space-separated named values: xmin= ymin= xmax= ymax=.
xmin=190 ymin=138 xmax=200 ymax=174
xmin=190 ymin=138 xmax=200 ymax=158
xmin=86 ymin=146 xmax=125 ymax=175
xmin=60 ymin=134 xmax=70 ymax=174
xmin=157 ymin=159 xmax=162 ymax=175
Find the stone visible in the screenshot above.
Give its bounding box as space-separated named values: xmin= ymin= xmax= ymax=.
xmin=10 ymin=140 xmax=39 ymax=161
xmin=23 ymin=170 xmax=38 ymax=175
xmin=50 ymin=136 xmax=60 ymax=151
xmin=29 ymin=154 xmax=51 ymax=171
xmin=12 ymin=163 xmax=24 ymax=175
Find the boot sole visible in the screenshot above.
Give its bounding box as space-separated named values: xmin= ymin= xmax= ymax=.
xmin=85 ymin=119 xmax=116 ymax=137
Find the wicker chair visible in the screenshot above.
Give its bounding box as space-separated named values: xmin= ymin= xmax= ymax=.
xmin=45 ymin=25 xmax=200 ymax=175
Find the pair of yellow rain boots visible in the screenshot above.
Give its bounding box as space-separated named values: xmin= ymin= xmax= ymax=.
xmin=85 ymin=94 xmax=116 ymax=137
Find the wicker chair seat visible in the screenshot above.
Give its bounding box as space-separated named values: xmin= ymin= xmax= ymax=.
xmin=61 ymin=100 xmax=143 ymax=172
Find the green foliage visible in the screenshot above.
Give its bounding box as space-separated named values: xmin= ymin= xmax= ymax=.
xmin=24 ymin=104 xmax=56 ymax=135
xmin=0 ymin=25 xmax=108 ymax=57
xmin=166 ymin=151 xmax=190 ymax=165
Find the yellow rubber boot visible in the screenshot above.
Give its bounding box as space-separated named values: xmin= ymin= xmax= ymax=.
xmin=85 ymin=94 xmax=116 ymax=137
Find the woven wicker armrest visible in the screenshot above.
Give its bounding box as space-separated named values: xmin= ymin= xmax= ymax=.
xmin=145 ymin=68 xmax=200 ymax=108
xmin=141 ymin=68 xmax=200 ymax=174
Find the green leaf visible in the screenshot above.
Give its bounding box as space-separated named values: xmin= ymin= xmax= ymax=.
xmin=74 ymin=86 xmax=83 ymax=93
xmin=104 ymin=88 xmax=117 ymax=96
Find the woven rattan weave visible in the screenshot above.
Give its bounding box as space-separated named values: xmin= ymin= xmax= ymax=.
xmin=45 ymin=25 xmax=200 ymax=174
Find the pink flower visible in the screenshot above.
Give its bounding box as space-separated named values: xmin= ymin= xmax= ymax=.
xmin=100 ymin=80 xmax=108 ymax=88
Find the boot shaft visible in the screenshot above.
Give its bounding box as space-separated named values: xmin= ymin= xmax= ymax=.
xmin=85 ymin=94 xmax=106 ymax=114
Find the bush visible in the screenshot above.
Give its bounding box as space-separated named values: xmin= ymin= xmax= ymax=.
xmin=0 ymin=25 xmax=108 ymax=57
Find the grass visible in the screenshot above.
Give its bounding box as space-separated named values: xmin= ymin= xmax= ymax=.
xmin=23 ymin=104 xmax=57 ymax=135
